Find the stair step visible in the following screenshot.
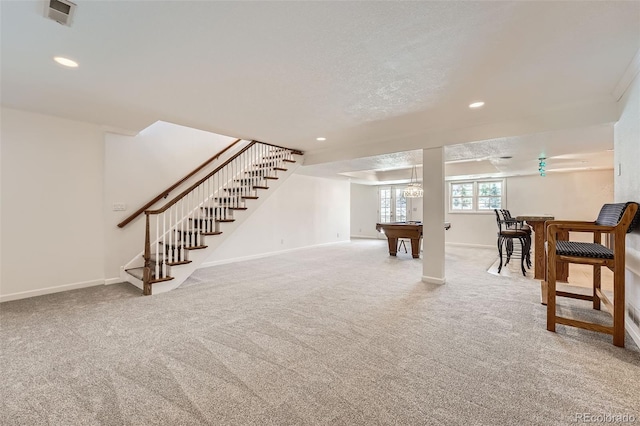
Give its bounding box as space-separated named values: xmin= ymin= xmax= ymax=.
xmin=125 ymin=267 xmax=175 ymax=284
xmin=175 ymin=229 xmax=202 ymax=235
xmin=161 ymin=241 xmax=208 ymax=250
xmin=166 ymin=260 xmax=192 ymax=266
xmin=189 ymin=218 xmax=235 ymax=224
xmin=224 ymin=187 xmax=253 ymax=193
xmin=253 ymin=185 xmax=269 ymax=190
xmin=173 ymin=229 xmax=204 ymax=246
xmin=149 ymin=253 xmax=192 ymax=265
xmin=201 ymin=231 xmax=223 ymax=236
xmin=125 ymin=267 xmax=144 ymax=280
xmin=149 ymin=246 xmax=187 ymax=263
xmin=242 ymin=196 xmax=259 ymax=200
xmin=234 ymin=177 xmax=265 ymax=184
xmin=274 ymin=167 xmax=288 ymax=171
xmin=150 ymin=276 xmax=175 ymax=284
xmin=200 ymin=207 xmax=234 ymax=217
xmin=245 ymin=170 xmax=270 ymax=176
xmin=214 ymin=196 xmax=244 ymax=204
xmin=283 ymin=159 xmax=296 ymax=163
xmin=263 ymin=176 xmax=278 ymax=180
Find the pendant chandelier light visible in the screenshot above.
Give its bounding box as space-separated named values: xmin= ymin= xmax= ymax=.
xmin=403 ymin=165 xmax=423 ymax=198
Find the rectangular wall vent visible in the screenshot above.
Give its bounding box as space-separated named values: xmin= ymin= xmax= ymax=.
xmin=44 ymin=0 xmax=76 ymax=27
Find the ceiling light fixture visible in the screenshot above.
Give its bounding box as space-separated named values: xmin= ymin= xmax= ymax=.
xmin=53 ymin=56 xmax=78 ymax=68
xmin=469 ymin=101 xmax=485 ymax=109
xmin=316 ymin=137 xmax=326 ymax=141
xmin=403 ymin=166 xmax=423 ymax=198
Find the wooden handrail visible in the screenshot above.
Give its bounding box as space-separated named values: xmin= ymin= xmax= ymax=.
xmin=117 ymin=138 xmax=243 ymax=228
xmin=145 ymin=140 xmax=303 ymax=215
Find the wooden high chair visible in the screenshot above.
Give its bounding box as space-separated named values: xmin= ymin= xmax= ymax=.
xmin=546 ymin=202 xmax=640 ymax=347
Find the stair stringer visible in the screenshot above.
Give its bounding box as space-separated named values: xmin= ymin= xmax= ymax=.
xmin=120 ymin=158 xmax=302 ymax=294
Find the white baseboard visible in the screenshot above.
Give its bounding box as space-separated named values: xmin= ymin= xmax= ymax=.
xmin=105 ymin=277 xmax=124 ymax=285
xmin=199 ymin=241 xmax=349 ymax=269
xmin=422 ymin=275 xmax=446 ymax=285
xmin=0 ymin=279 xmax=105 ymax=303
xmin=445 ymin=242 xmax=494 ymax=249
xmin=350 ymin=235 xmax=382 ymax=240
xmin=626 ymin=314 xmax=640 ymax=349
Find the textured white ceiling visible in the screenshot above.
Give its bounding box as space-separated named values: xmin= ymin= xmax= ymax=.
xmin=296 ymin=124 xmax=615 ymax=183
xmin=1 ymin=1 xmax=638 ymax=170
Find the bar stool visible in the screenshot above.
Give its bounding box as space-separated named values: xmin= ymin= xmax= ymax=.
xmin=494 ymin=209 xmax=531 ymax=276
xmin=546 ymin=202 xmax=640 ymax=347
xmin=499 ymin=209 xmax=532 ymax=268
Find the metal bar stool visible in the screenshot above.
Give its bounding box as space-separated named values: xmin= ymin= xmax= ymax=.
xmin=494 ymin=209 xmax=531 ymax=276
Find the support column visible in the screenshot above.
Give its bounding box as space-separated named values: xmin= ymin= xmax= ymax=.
xmin=422 ymin=147 xmax=446 ymax=285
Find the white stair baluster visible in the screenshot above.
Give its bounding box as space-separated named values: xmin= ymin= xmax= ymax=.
xmin=161 ymin=212 xmax=166 ymax=278
xmin=155 ymin=215 xmax=160 ymax=280
xmin=168 ymin=206 xmax=173 ymax=265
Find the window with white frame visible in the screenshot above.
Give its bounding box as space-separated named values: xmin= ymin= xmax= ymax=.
xmin=449 ymin=180 xmax=504 ymax=212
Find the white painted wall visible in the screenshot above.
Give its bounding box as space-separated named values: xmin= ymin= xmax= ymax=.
xmin=1 ymin=108 xmax=105 ymax=299
xmin=203 ymin=174 xmax=350 ymax=265
xmin=614 ymin=68 xmax=640 ymax=344
xmin=103 ymin=121 xmax=237 ymax=279
xmin=444 ymin=170 xmax=614 ymax=247
xmin=350 ymin=183 xmax=380 ymax=238
xmin=351 ymin=169 xmax=614 ymax=249
xmin=350 ymin=182 xmax=425 ymax=240
xmin=1 ymin=111 xmax=348 ymax=301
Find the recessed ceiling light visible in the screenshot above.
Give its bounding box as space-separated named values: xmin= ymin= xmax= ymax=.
xmin=53 ymin=56 xmax=78 ymax=68
xmin=469 ymin=101 xmax=485 ymax=109
xmin=316 ymin=137 xmax=326 ymax=141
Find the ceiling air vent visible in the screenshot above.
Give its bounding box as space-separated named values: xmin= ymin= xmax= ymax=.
xmin=44 ymin=0 xmax=76 ymax=26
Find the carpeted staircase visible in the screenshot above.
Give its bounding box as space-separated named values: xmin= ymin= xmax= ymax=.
xmin=121 ymin=141 xmax=303 ymax=295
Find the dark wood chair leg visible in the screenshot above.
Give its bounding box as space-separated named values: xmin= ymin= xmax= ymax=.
xmin=547 ymin=246 xmax=557 ymax=332
xmin=593 ymin=265 xmax=601 ymax=311
xmin=613 ymin=264 xmax=625 ymax=347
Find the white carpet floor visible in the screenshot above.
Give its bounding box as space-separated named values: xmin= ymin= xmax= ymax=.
xmin=1 ymin=240 xmax=638 ymax=425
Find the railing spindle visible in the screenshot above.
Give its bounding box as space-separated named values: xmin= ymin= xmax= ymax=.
xmin=143 ymin=213 xmax=151 ymax=295
xmin=155 ymin=214 xmax=160 ymax=280
xmin=168 ymin=206 xmax=173 ymax=265
xmin=162 ymin=211 xmax=167 ymax=278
